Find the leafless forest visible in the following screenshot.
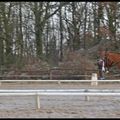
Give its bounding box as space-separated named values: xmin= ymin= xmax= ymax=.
xmin=0 ymin=2 xmax=120 ymax=79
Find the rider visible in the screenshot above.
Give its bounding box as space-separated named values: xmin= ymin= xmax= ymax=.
xmin=97 ymin=57 xmax=105 ymax=80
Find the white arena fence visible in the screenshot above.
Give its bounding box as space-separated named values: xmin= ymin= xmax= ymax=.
xmin=0 ymin=73 xmax=120 ymax=109
xmin=0 ymin=89 xmax=120 ymax=109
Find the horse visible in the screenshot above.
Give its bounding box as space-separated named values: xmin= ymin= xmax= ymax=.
xmin=99 ymin=51 xmax=120 ymax=72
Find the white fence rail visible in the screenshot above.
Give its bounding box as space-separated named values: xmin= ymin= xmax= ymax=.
xmin=0 ymin=89 xmax=120 ymax=109
xmin=1 ymin=79 xmax=120 ymax=82
xmin=1 ymin=89 xmax=120 ymax=92
xmin=0 ymin=79 xmax=120 ymax=87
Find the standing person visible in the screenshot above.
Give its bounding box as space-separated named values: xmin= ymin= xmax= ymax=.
xmin=97 ymin=58 xmax=105 ymax=80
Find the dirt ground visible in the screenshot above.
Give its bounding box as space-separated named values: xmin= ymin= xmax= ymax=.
xmin=0 ymin=82 xmax=120 ymax=118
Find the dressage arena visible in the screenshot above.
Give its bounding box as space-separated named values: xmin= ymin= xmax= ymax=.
xmin=0 ymin=77 xmax=120 ymax=118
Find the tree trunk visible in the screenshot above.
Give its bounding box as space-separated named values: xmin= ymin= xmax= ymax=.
xmin=59 ymin=2 xmax=63 ymax=61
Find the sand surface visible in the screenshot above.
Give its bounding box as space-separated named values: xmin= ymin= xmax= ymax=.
xmin=0 ymin=82 xmax=120 ymax=118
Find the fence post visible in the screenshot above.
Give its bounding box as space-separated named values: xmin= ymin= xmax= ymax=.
xmin=58 ymin=80 xmax=61 ymax=85
xmin=85 ymin=96 xmax=90 ymax=101
xmin=91 ymin=73 xmax=98 ymax=86
xmin=84 ymin=89 xmax=90 ymax=101
xmin=36 ymin=93 xmax=40 ymax=110
xmin=50 ymin=70 xmax=52 ymax=80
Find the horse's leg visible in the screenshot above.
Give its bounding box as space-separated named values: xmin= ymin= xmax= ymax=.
xmin=105 ymin=67 xmax=109 ymax=73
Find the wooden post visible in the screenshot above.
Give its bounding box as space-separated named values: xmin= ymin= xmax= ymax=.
xmin=91 ymin=73 xmax=98 ymax=86
xmin=58 ymin=80 xmax=61 ymax=85
xmin=84 ymin=89 xmax=90 ymax=101
xmin=85 ymin=96 xmax=90 ymax=101
xmin=36 ymin=93 xmax=40 ymax=110
xmin=50 ymin=70 xmax=52 ymax=80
